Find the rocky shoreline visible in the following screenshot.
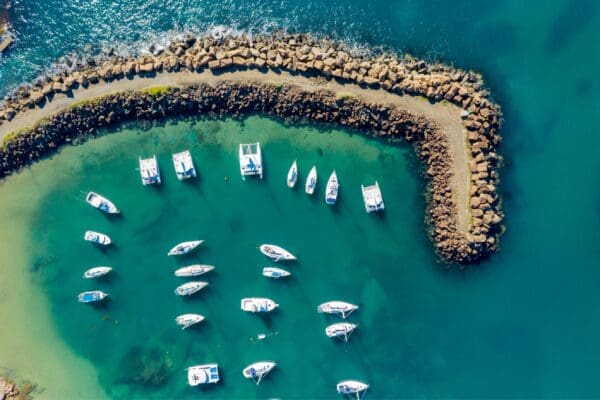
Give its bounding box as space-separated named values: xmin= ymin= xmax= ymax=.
xmin=0 ymin=376 xmax=35 ymax=400
xmin=0 ymin=33 xmax=503 ymax=265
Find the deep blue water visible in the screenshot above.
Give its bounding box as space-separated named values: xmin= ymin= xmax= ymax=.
xmin=1 ymin=0 xmax=600 ymax=397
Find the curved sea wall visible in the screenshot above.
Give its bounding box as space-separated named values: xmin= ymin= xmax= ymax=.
xmin=0 ymin=33 xmax=503 ymax=265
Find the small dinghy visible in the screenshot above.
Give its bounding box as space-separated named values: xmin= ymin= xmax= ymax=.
xmin=317 ymin=301 xmax=359 ymax=319
xmin=361 ymin=181 xmax=385 ymax=213
xmin=83 ymin=266 xmax=112 ymax=279
xmin=262 ymin=267 xmax=291 ymax=279
xmin=241 ymin=297 xmax=279 ymax=313
xmin=287 ymin=160 xmax=298 ymax=188
xmin=243 ymin=361 xmax=276 ymax=385
xmin=84 ymin=230 xmax=111 ymax=246
xmin=187 ymin=364 xmax=220 ymax=386
xmin=336 ymin=380 xmax=369 ymax=399
xmin=325 ymin=322 xmax=358 ymax=342
xmin=78 ymin=290 xmax=108 ymax=303
xmin=174 ymin=264 xmax=214 ymax=277
xmin=85 ymin=192 xmax=119 ymax=214
xmin=305 ymin=165 xmax=317 ymax=194
xmin=174 ymin=281 xmax=209 ymax=296
xmin=176 ymin=313 xmax=205 ymax=329
xmin=139 ymin=155 xmax=161 ymax=185
xmin=325 ymin=170 xmax=339 ymax=205
xmin=168 ymin=240 xmax=204 ymax=256
xmin=172 ymin=150 xmax=197 ymax=180
xmin=239 ymin=142 xmax=263 ymax=179
xmin=259 ymin=244 xmax=297 ymax=262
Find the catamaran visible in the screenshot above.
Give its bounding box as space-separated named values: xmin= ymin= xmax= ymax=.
xmin=187 ymin=364 xmax=220 ymax=386
xmin=172 ymin=150 xmax=197 ymax=180
xmin=287 ymin=160 xmax=298 ymax=188
xmin=85 ymin=191 xmax=119 ymax=214
xmin=168 ymin=240 xmax=204 ymax=256
xmin=241 ymin=297 xmax=279 ymax=313
xmin=325 ymin=322 xmax=358 ymax=342
xmin=139 ymin=155 xmax=161 ymax=185
xmin=77 ymin=290 xmax=108 ymax=303
xmin=239 ymin=142 xmax=263 ymax=179
xmin=83 ymin=266 xmax=112 ymax=279
xmin=325 ymin=170 xmax=339 ymax=204
xmin=317 ymin=301 xmax=358 ymax=319
xmin=84 ymin=230 xmax=111 ymax=246
xmin=175 ymin=313 xmax=205 ymax=329
xmin=262 ymin=267 xmax=291 ymax=279
xmin=242 ymin=361 xmax=276 ymax=385
xmin=174 ymin=281 xmax=209 ymax=296
xmin=259 ymin=244 xmax=297 ymax=262
xmin=174 ymin=264 xmax=214 ymax=277
xmin=336 ymin=380 xmax=369 ymax=399
xmin=305 ymin=165 xmax=317 ymax=194
xmin=361 ymin=181 xmax=384 ymax=213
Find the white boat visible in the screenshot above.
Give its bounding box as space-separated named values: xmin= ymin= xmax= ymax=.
xmin=175 ymin=313 xmax=205 ymax=329
xmin=336 ymin=380 xmax=369 ymax=399
xmin=317 ymin=301 xmax=358 ymax=319
xmin=167 ymin=240 xmax=204 ymax=256
xmin=85 ymin=192 xmax=119 ymax=214
xmin=287 ymin=160 xmax=298 ymax=188
xmin=241 ymin=297 xmax=279 ymax=313
xmin=242 ymin=361 xmax=276 ymax=385
xmin=305 ymin=165 xmax=317 ymax=194
xmin=77 ymin=290 xmax=108 ymax=303
xmin=187 ymin=364 xmax=220 ymax=386
xmin=325 ymin=170 xmax=339 ymax=205
xmin=172 ymin=150 xmax=197 ymax=180
xmin=325 ymin=322 xmax=358 ymax=342
xmin=262 ymin=267 xmax=291 ymax=279
xmin=83 ymin=266 xmax=112 ymax=279
xmin=259 ymin=244 xmax=296 ymax=262
xmin=84 ymin=230 xmax=111 ymax=246
xmin=174 ymin=264 xmax=214 ymax=277
xmin=239 ymin=142 xmax=263 ymax=179
xmin=361 ymin=181 xmax=384 ymax=213
xmin=174 ymin=281 xmax=209 ymax=296
xmin=139 ymin=155 xmax=161 ymax=185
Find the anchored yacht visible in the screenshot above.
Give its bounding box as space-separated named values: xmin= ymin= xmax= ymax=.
xmin=242 ymin=361 xmax=276 ymax=385
xmin=239 ymin=142 xmax=263 ymax=179
xmin=361 ymin=181 xmax=384 ymax=213
xmin=174 ymin=281 xmax=208 ymax=296
xmin=336 ymin=380 xmax=369 ymax=399
xmin=139 ymin=155 xmax=161 ymax=185
xmin=287 ymin=160 xmax=298 ymax=188
xmin=85 ymin=191 xmax=119 ymax=214
xmin=176 ymin=314 xmax=205 ymax=329
xmin=83 ymin=266 xmax=112 ymax=279
xmin=168 ymin=240 xmax=204 ymax=256
xmin=262 ymin=267 xmax=291 ymax=279
xmin=241 ymin=297 xmax=279 ymax=313
xmin=325 ymin=170 xmax=339 ymax=204
xmin=325 ymin=322 xmax=358 ymax=342
xmin=84 ymin=230 xmax=111 ymax=246
xmin=172 ymin=150 xmax=197 ymax=180
xmin=317 ymin=301 xmax=358 ymax=319
xmin=305 ymin=165 xmax=317 ymax=194
xmin=77 ymin=290 xmax=108 ymax=303
xmin=259 ymin=244 xmax=296 ymax=262
xmin=187 ymin=364 xmax=220 ymax=386
xmin=174 ymin=264 xmax=214 ymax=277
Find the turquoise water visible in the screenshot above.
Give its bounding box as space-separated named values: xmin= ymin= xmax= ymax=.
xmin=0 ymin=0 xmax=600 ymax=398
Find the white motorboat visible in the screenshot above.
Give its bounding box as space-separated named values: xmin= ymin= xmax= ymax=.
xmin=242 ymin=361 xmax=276 ymax=385
xmin=83 ymin=266 xmax=112 ymax=279
xmin=240 ymin=297 xmax=279 ymax=313
xmin=325 ymin=322 xmax=358 ymax=342
xmin=259 ymin=244 xmax=296 ymax=262
xmin=317 ymin=301 xmax=358 ymax=319
xmin=168 ymin=240 xmax=204 ymax=256
xmin=287 ymin=160 xmax=298 ymax=188
xmin=361 ymin=181 xmax=385 ymax=213
xmin=174 ymin=281 xmax=209 ymax=296
xmin=77 ymin=290 xmax=108 ymax=303
xmin=84 ymin=230 xmax=111 ymax=246
xmin=325 ymin=170 xmax=339 ymax=205
xmin=172 ymin=150 xmax=197 ymax=180
xmin=187 ymin=364 xmax=220 ymax=386
xmin=85 ymin=192 xmax=119 ymax=214
xmin=174 ymin=264 xmax=214 ymax=277
xmin=176 ymin=313 xmax=205 ymax=329
xmin=305 ymin=165 xmax=317 ymax=194
xmin=139 ymin=155 xmax=161 ymax=185
xmin=262 ymin=267 xmax=291 ymax=279
xmin=239 ymin=142 xmax=263 ymax=179
xmin=336 ymin=380 xmax=369 ymax=399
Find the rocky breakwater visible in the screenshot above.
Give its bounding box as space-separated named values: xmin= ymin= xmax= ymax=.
xmin=0 ymin=33 xmax=503 ymax=265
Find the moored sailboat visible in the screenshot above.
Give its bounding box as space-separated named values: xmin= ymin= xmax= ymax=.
xmin=239 ymin=142 xmax=263 ymax=179
xmin=325 ymin=170 xmax=339 ymax=205
xmin=84 ymin=230 xmax=111 ymax=246
xmin=262 ymin=267 xmax=291 ymax=279
xmin=175 ymin=313 xmax=205 ymax=329
xmin=305 ymin=165 xmax=317 ymax=194
xmin=336 ymin=380 xmax=369 ymax=399
xmin=85 ymin=191 xmax=119 ymax=214
xmin=317 ymin=301 xmax=358 ymax=319
xmin=168 ymin=240 xmax=204 ymax=256
xmin=259 ymin=244 xmax=296 ymax=262
xmin=174 ymin=264 xmax=214 ymax=277
xmin=325 ymin=322 xmax=358 ymax=342
xmin=174 ymin=281 xmax=209 ymax=296
xmin=242 ymin=361 xmax=276 ymax=385
xmin=287 ymin=160 xmax=298 ymax=188
xmin=83 ymin=266 xmax=112 ymax=279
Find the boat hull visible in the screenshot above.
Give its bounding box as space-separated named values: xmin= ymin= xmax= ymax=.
xmin=85 ymin=192 xmax=119 ymax=214
xmin=78 ymin=291 xmax=108 ymax=303
xmin=83 ymin=266 xmax=112 ymax=279
xmin=176 ymin=314 xmax=205 ymax=329
xmin=84 ymin=231 xmax=111 ymax=245
xmin=174 ymin=265 xmax=214 ymax=277
xmin=168 ymin=240 xmax=204 ymax=256
xmin=242 ymin=361 xmax=276 ymax=381
xmin=175 ymin=282 xmax=208 ymax=296
xmin=287 ymin=161 xmax=298 ymax=188
xmin=241 ymin=298 xmax=279 ymax=313
xmin=317 ymin=301 xmax=358 ymax=318
xmin=305 ymin=166 xmax=317 ymax=194
xmin=262 ymin=267 xmax=291 ymax=279
xmin=336 ymin=380 xmax=369 ymax=395
xmin=259 ymin=244 xmax=296 ymax=262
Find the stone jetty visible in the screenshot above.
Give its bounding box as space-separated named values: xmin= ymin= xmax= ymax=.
xmin=0 ymin=33 xmax=504 ymax=265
